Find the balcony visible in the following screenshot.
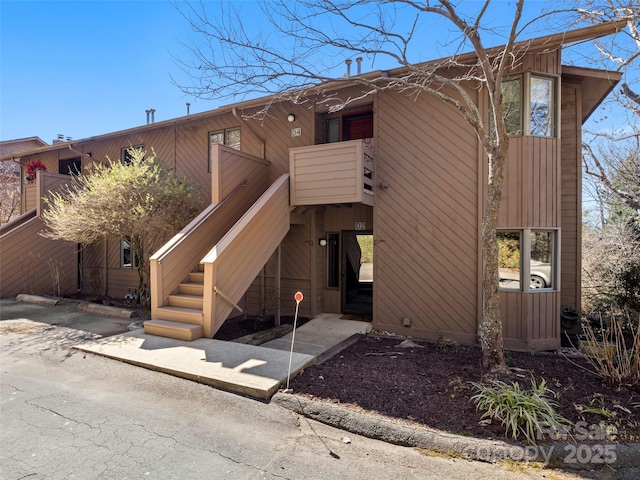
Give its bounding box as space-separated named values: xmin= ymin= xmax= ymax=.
xmin=289 ymin=139 xmax=374 ymax=207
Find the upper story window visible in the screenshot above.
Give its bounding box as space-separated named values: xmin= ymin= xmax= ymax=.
xmin=209 ymin=127 xmax=241 ymax=150
xmin=501 ymin=78 xmax=522 ymax=135
xmin=322 ymin=108 xmax=373 ymax=144
xmin=209 ymin=127 xmax=241 ymax=172
xmin=121 ymin=145 xmax=144 ymax=165
xmin=59 ymin=157 xmax=81 ymax=176
xmin=529 ymin=76 xmax=554 ymax=136
xmin=498 ymin=74 xmax=557 ymax=138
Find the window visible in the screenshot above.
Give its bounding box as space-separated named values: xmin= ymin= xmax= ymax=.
xmin=496 ymin=74 xmax=556 ymax=137
xmin=209 ymin=127 xmax=241 ymax=150
xmin=498 ymin=229 xmax=558 ymax=292
xmin=121 ymin=238 xmax=139 ymax=269
xmin=209 ymin=127 xmax=241 ymax=171
xmin=121 ymin=145 xmax=144 ymax=165
xmin=502 ymin=78 xmax=522 ymax=135
xmin=529 ymin=75 xmax=554 ymax=137
xmin=529 ymin=230 xmax=555 ymax=289
xmin=323 ymin=108 xmax=373 ymax=143
xmin=497 ymin=231 xmax=521 ymax=291
xmin=59 ymin=157 xmax=81 ymax=176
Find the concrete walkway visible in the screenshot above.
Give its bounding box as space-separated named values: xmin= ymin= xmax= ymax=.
xmin=75 ymin=314 xmax=372 ymax=399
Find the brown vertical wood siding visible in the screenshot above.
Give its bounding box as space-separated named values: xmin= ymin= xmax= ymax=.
xmin=560 ymin=82 xmax=582 ymax=311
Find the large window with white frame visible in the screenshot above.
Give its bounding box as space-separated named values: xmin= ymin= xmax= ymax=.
xmin=497 ymin=73 xmax=557 ymax=138
xmin=498 ymin=229 xmax=559 ymax=292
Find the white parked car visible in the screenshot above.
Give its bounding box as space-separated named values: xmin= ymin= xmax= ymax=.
xmin=530 ymin=261 xmax=552 ymax=289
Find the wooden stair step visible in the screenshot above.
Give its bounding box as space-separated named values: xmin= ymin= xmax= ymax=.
xmin=154 ymin=305 xmax=203 ymax=325
xmin=167 ymin=293 xmax=203 ymax=310
xmin=188 ymin=271 xmax=204 ymax=283
xmin=177 ymin=282 xmax=204 ymax=296
xmin=144 ymin=319 xmax=203 ymax=341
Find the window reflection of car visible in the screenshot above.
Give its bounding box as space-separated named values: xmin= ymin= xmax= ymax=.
xmin=530 ymin=261 xmax=551 ymax=289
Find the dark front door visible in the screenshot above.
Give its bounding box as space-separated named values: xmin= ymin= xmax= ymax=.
xmin=341 ymin=231 xmax=373 ymax=315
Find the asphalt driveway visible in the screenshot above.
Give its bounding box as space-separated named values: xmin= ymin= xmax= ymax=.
xmin=0 ymin=297 xmax=140 ymax=337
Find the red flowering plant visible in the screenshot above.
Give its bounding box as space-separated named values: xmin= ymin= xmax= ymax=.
xmin=25 ymin=159 xmax=47 ymax=183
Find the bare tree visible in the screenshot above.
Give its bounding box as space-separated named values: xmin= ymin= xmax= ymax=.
xmin=173 ymin=0 xmax=620 ymax=372
xmin=561 ymin=1 xmax=640 ymax=220
xmin=0 ymin=160 xmax=21 ymax=225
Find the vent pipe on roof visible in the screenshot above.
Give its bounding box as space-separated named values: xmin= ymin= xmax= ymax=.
xmin=146 ymin=110 xmax=150 ymax=125
xmin=345 ymin=58 xmax=352 ymax=77
xmin=150 ymin=109 xmax=155 ymax=123
xmin=356 ymin=57 xmax=362 ymax=75
xmin=186 ymin=102 xmax=191 ymax=115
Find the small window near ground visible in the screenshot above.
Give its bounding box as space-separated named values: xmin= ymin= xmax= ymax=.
xmin=121 ymin=238 xmax=139 ymax=269
xmin=498 ymin=231 xmax=521 ymax=291
xmin=498 ymin=229 xmax=558 ymax=292
xmin=530 ymin=230 xmax=555 ymax=290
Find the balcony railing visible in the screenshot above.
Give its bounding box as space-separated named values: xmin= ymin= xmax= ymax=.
xmin=289 ymin=139 xmax=374 ymax=207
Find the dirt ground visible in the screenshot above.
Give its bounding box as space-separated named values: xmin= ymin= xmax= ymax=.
xmin=287 ymin=333 xmax=640 ymax=445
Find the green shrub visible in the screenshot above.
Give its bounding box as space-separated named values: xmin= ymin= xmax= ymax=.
xmin=470 ymin=376 xmax=571 ymax=445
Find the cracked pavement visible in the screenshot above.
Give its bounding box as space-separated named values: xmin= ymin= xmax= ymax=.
xmin=1 ymin=318 xmax=586 ymax=479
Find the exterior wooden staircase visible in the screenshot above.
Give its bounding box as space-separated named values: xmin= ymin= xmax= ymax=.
xmin=144 ymin=266 xmax=205 ymax=341
xmin=143 ymin=172 xmax=290 ymax=341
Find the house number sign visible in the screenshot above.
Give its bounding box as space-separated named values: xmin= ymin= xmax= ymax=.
xmin=291 ymin=127 xmax=302 ymax=137
xmin=355 ymin=222 xmax=366 ymax=230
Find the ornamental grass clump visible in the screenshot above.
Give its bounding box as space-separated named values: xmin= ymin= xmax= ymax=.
xmin=471 ymin=376 xmax=571 ymax=445
xmin=579 ymin=312 xmax=640 ymax=389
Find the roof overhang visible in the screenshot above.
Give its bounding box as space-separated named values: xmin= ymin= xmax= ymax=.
xmin=562 ymin=65 xmax=622 ymax=123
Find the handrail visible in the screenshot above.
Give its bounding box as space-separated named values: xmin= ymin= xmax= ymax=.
xmin=201 ymin=174 xmax=290 ymax=337
xmin=152 ymin=179 xmax=248 ymax=262
xmin=213 ymin=286 xmax=243 ymax=313
xmin=0 ymin=208 xmax=36 ymax=236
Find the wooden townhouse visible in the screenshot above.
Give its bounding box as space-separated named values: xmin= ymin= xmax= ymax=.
xmin=0 ymin=23 xmax=623 ymax=351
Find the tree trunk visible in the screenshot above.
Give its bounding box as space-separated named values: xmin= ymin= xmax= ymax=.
xmin=479 ymin=150 xmax=509 ymax=374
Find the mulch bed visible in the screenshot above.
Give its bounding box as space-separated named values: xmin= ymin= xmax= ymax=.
xmin=288 ymin=334 xmax=640 ymax=445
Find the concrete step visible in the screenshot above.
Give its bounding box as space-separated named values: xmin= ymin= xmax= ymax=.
xmin=177 ymin=282 xmax=204 ymax=296
xmin=167 ymin=294 xmax=203 ymax=310
xmin=143 ymin=319 xmax=203 ymax=341
xmin=154 ymin=305 xmax=203 ymax=325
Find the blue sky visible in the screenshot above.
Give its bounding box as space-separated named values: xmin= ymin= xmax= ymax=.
xmin=1 ymin=0 xmax=205 ymax=143
xmin=0 ymin=1 xmax=627 ymax=145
